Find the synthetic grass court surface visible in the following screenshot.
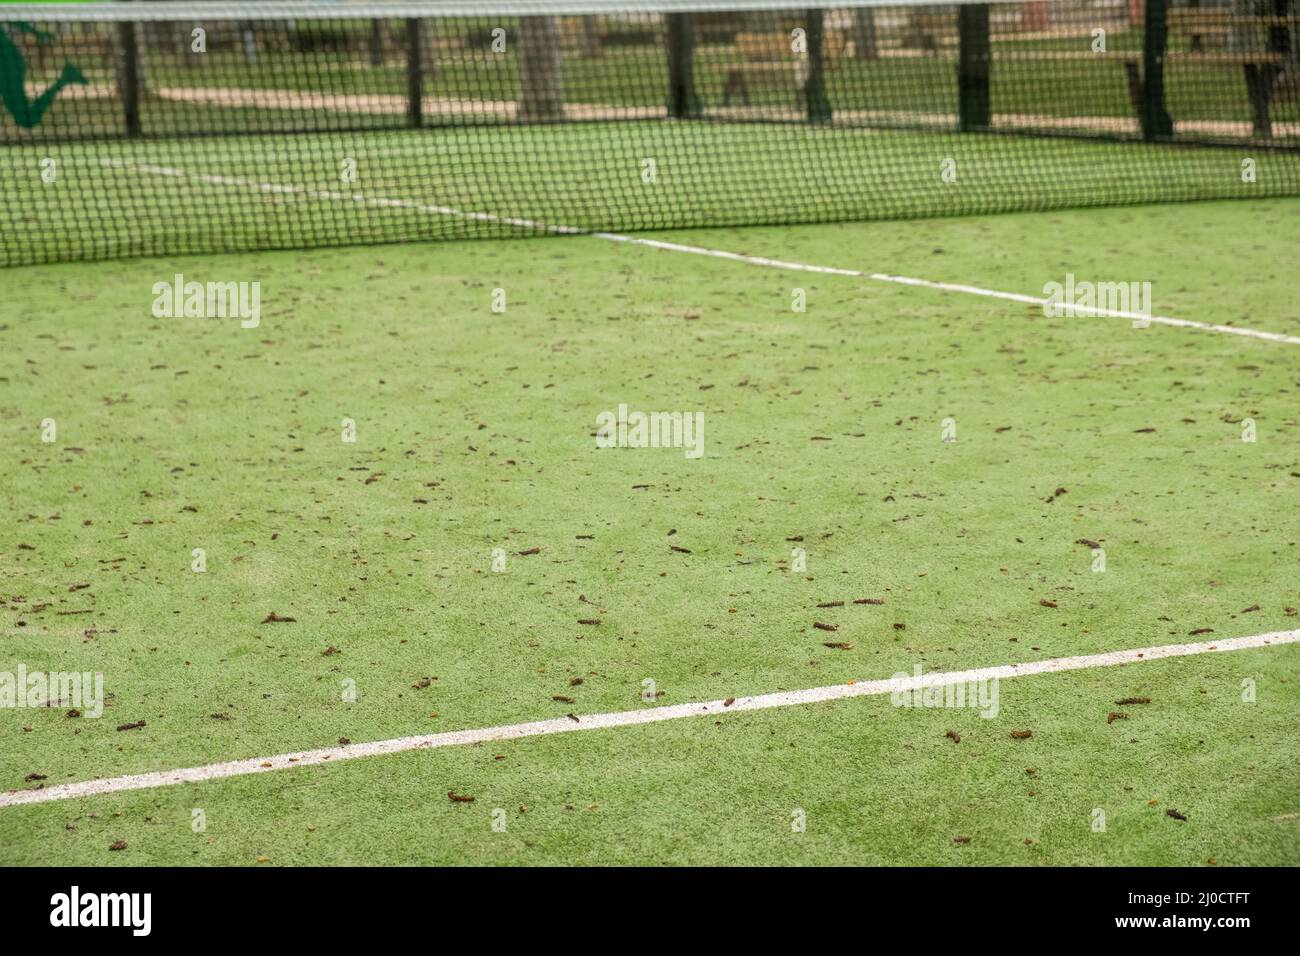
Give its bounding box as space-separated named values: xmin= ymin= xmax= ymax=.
xmin=1 ymin=650 xmax=1297 ymax=866
xmin=7 ymin=123 xmax=1297 ymax=266
xmin=2 ymin=197 xmax=1299 ymax=864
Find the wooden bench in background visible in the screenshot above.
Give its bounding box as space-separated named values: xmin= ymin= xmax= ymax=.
xmin=1159 ymin=12 xmax=1291 ymax=138
xmin=1013 ymin=14 xmax=1294 ymax=138
xmin=1168 ymin=8 xmax=1233 ymax=51
xmin=906 ymin=13 xmax=956 ymax=56
xmin=718 ymin=31 xmax=846 ymax=106
xmin=23 ymin=29 xmax=113 ymax=74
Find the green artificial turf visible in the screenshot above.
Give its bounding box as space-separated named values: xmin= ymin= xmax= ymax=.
xmin=6 ymin=122 xmax=1299 ymax=267
xmin=1 ymin=648 xmax=1297 ymax=866
xmin=1 ymin=197 xmax=1299 ymax=864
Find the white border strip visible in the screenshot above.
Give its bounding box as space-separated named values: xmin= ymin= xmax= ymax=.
xmin=4 ymin=1 xmax=984 ymax=25
xmin=102 ymin=158 xmax=1300 ymax=346
xmin=4 ymin=629 xmax=1297 ymax=809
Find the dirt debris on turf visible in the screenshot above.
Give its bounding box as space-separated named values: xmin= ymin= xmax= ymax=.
xmin=261 ymin=612 xmax=295 ymax=623
xmin=24 ymin=773 xmax=46 ymax=782
xmin=1039 ymin=599 xmax=1058 ymax=608
xmin=577 ymin=618 xmax=601 ymax=625
xmin=1189 ymin=627 xmax=1214 ymax=635
xmin=953 ymin=836 xmax=971 ymax=844
xmin=1166 ymin=809 xmax=1188 ymax=821
xmin=447 ymin=791 xmax=475 ymax=803
xmin=116 ymin=720 xmax=146 ymax=732
xmin=945 ymin=730 xmax=961 ymax=744
xmin=670 ymin=545 xmax=692 ymax=554
xmin=109 ymin=841 xmax=127 ymax=851
xmin=411 ymin=677 xmax=432 ymax=689
xmin=1107 ymin=711 xmax=1128 ymax=724
xmin=322 ymin=646 xmax=340 ymax=656
xmin=822 ymin=641 xmax=853 ymax=650
xmin=855 ymin=598 xmax=885 ymax=605
xmin=1241 ymin=603 xmax=1261 ymax=613
xmin=816 ymin=601 xmax=844 ymax=608
xmin=724 ymin=697 xmax=735 ymax=707
xmin=1010 ymin=730 xmax=1033 ymax=740
xmin=813 ymin=621 xmax=837 ymax=632
xmin=1075 ymin=538 xmax=1101 ymax=549
xmin=1116 ymin=697 xmax=1151 ymax=705
xmin=552 ymin=695 xmax=575 ymax=703
xmin=12 ymin=211 xmax=1299 ymax=869
xmin=1044 ymin=486 xmax=1068 ymax=503
xmin=338 ymin=737 xmax=350 ymax=746
xmin=515 ymin=547 xmax=541 ymax=556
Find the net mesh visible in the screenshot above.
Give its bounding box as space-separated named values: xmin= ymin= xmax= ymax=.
xmin=2 ymin=1 xmax=1298 ymax=266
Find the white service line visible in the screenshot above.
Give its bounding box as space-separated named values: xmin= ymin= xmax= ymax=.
xmin=861 ymin=271 xmax=1300 ymax=346
xmin=103 ymin=157 xmax=1300 ymax=347
xmin=591 ymin=231 xmax=867 ymax=277
xmin=3 ymin=629 xmax=1297 ymax=809
xmin=596 ymin=232 xmax=1300 ymax=346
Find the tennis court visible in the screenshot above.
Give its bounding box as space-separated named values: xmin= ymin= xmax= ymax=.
xmin=2 ymin=1 xmax=1299 ymax=867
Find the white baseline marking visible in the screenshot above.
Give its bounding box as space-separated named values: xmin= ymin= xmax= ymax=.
xmin=3 ymin=630 xmax=1297 ymax=809
xmin=103 ymin=158 xmax=1300 ymax=347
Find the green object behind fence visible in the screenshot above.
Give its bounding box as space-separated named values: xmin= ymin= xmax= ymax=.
xmin=1 ymin=21 xmax=86 ymax=128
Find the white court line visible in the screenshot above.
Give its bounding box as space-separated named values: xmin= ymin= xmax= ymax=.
xmin=594 ymin=233 xmax=1300 ymax=346
xmin=102 ymin=158 xmax=1300 ymax=347
xmin=3 ymin=629 xmax=1297 ymax=809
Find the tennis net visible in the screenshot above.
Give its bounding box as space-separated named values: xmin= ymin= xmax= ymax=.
xmin=2 ymin=1 xmax=1298 ymax=266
